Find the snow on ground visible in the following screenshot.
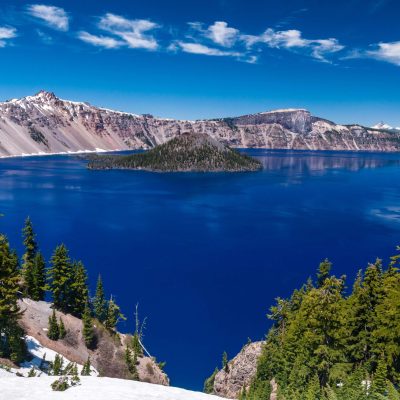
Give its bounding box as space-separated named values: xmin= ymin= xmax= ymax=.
xmin=0 ymin=376 xmax=229 ymax=400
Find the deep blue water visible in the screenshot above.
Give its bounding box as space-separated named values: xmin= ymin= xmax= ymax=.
xmin=1 ymin=149 xmax=400 ymax=390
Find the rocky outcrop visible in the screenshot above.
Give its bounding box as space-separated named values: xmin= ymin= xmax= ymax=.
xmin=0 ymin=91 xmax=399 ymax=157
xmin=18 ymin=298 xmax=169 ymax=386
xmin=213 ymin=342 xmax=264 ymax=399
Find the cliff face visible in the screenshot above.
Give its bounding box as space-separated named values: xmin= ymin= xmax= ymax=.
xmin=0 ymin=91 xmax=399 ymax=157
xmin=18 ymin=298 xmax=169 ymax=386
xmin=212 ymin=342 xmax=264 ymax=399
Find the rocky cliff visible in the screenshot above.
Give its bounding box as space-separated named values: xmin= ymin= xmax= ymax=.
xmin=0 ymin=91 xmax=399 ymax=157
xmin=212 ymin=342 xmax=265 ymax=399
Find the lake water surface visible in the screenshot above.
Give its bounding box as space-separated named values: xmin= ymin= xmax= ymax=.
xmin=1 ymin=149 xmax=400 ymax=390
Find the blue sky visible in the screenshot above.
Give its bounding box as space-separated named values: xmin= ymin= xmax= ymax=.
xmin=0 ymin=0 xmax=399 ymax=125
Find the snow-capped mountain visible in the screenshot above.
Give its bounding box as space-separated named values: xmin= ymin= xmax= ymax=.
xmin=372 ymin=122 xmax=393 ymax=130
xmin=0 ymin=90 xmax=400 ymax=158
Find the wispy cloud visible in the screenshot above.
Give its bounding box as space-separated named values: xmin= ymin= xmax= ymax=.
xmin=174 ymin=41 xmax=242 ymax=57
xmin=367 ymin=41 xmax=400 ymax=66
xmin=242 ymin=28 xmax=344 ymax=62
xmin=95 ymin=13 xmax=159 ymax=50
xmin=27 ymin=4 xmax=69 ymax=31
xmin=0 ymin=26 xmax=17 ymax=47
xmin=198 ymin=21 xmax=240 ymax=47
xmin=78 ymin=31 xmax=124 ymax=49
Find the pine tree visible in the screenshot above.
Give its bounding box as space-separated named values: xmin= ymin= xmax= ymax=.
xmin=51 ymin=354 xmax=64 ymax=375
xmin=47 ymin=309 xmax=59 ymax=340
xmin=222 ymin=351 xmax=229 ymax=372
xmin=47 ymin=244 xmax=72 ymax=312
xmin=317 ymin=258 xmax=332 ymax=288
xmin=0 ymin=235 xmax=26 ymax=364
xmin=93 ymin=275 xmax=107 ymax=322
xmin=370 ymin=358 xmax=388 ymax=397
xmin=203 ymin=367 xmax=218 ymax=394
xmin=81 ymin=357 xmax=91 ymax=376
xmin=82 ymin=303 xmax=94 ymax=349
xmin=21 ymin=217 xmax=38 ymax=297
xmin=58 ymin=317 xmax=66 ymax=339
xmin=31 ymin=252 xmax=46 ymax=301
xmin=104 ymin=296 xmax=125 ymax=331
xmin=70 ymin=261 xmax=89 ymax=318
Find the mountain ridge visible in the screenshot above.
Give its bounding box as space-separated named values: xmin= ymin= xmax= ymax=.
xmin=0 ymin=90 xmax=399 ymax=157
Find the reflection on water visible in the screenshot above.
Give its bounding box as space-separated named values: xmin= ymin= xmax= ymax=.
xmin=251 ymin=150 xmax=400 ymax=174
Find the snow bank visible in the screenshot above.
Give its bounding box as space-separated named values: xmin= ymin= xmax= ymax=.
xmin=0 ymin=376 xmax=229 ymax=400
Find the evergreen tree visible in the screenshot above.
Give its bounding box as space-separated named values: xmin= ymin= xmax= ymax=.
xmin=370 ymin=358 xmax=388 ymax=397
xmin=104 ymin=296 xmax=126 ymax=331
xmin=317 ymin=258 xmax=332 ymax=288
xmin=48 ymin=244 xmax=72 ymax=312
xmin=0 ymin=235 xmax=26 ymax=363
xmin=47 ymin=309 xmax=59 ymax=341
xmin=58 ymin=317 xmax=66 ymax=339
xmin=21 ymin=217 xmax=38 ymax=297
xmin=51 ymin=354 xmax=64 ymax=375
xmin=69 ymin=261 xmax=89 ymax=318
xmin=222 ymin=351 xmax=229 ymax=372
xmin=125 ymin=346 xmax=139 ymax=379
xmin=203 ymin=367 xmax=218 ymax=394
xmin=82 ymin=303 xmax=94 ymax=349
xmin=93 ymin=275 xmax=107 ymax=322
xmin=31 ymin=252 xmax=46 ymax=301
xmin=81 ymin=357 xmax=91 ymax=376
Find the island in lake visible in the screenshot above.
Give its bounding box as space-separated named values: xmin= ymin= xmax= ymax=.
xmin=87 ymin=133 xmax=262 ymax=172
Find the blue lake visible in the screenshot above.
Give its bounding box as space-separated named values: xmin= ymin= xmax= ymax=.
xmin=1 ymin=149 xmax=400 ymax=390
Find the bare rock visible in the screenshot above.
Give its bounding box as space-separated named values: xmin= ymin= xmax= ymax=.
xmin=213 ymin=341 xmax=264 ymax=399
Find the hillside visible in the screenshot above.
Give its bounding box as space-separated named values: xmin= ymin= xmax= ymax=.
xmin=0 ymin=375 xmax=229 ymax=400
xmin=18 ymin=298 xmax=168 ymax=384
xmin=0 ymin=91 xmax=399 ymax=157
xmin=87 ymin=133 xmax=262 ymax=172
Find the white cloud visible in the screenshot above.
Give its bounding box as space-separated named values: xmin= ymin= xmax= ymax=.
xmin=0 ymin=26 xmax=17 ymax=47
xmin=97 ymin=13 xmax=159 ymax=50
xmin=367 ymin=41 xmax=400 ymax=66
xmin=175 ymin=41 xmax=242 ymax=57
xmin=78 ymin=31 xmax=124 ymax=49
xmin=242 ymin=28 xmax=344 ymax=62
xmin=205 ymin=21 xmax=239 ymax=47
xmin=27 ymin=4 xmax=69 ymax=31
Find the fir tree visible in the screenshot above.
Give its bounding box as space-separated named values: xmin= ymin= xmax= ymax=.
xmin=70 ymin=261 xmax=89 ymax=318
xmin=82 ymin=303 xmax=94 ymax=349
xmin=93 ymin=275 xmax=107 ymax=322
xmin=21 ymin=217 xmax=38 ymax=297
xmin=47 ymin=244 xmax=73 ymax=312
xmin=31 ymin=252 xmax=46 ymax=301
xmin=51 ymin=354 xmax=64 ymax=375
xmin=58 ymin=317 xmax=66 ymax=339
xmin=47 ymin=309 xmax=59 ymax=341
xmin=203 ymin=367 xmax=218 ymax=394
xmin=317 ymin=258 xmax=332 ymax=288
xmin=81 ymin=357 xmax=91 ymax=376
xmin=0 ymin=235 xmax=26 ymax=363
xmin=222 ymin=351 xmax=229 ymax=372
xmin=104 ymin=296 xmax=126 ymax=331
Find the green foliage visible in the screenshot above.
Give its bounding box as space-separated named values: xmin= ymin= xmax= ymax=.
xmin=0 ymin=235 xmax=27 ymax=364
xmin=50 ymin=354 xmax=64 ymax=375
xmin=58 ymin=317 xmax=66 ymax=339
xmin=81 ymin=357 xmax=91 ymax=376
xmin=222 ymin=351 xmax=229 ymax=372
xmin=248 ymin=248 xmax=400 ymax=399
xmin=204 ymin=367 xmax=218 ymax=394
xmin=69 ymin=261 xmax=89 ymax=317
xmin=104 ymin=296 xmax=126 ymax=331
xmin=87 ymin=133 xmax=262 ymax=172
xmin=27 ymin=367 xmax=37 ymax=377
xmin=51 ymin=377 xmax=69 ymax=391
xmin=93 ymin=275 xmax=107 ymax=323
xmin=82 ymin=303 xmax=95 ymax=349
xmin=47 ymin=309 xmax=59 ymax=341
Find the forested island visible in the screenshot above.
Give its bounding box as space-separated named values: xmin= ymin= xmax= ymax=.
xmin=205 ymin=252 xmax=400 ymax=399
xmin=87 ymin=133 xmax=262 ymax=172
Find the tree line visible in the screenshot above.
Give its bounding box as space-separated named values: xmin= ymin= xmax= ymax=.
xmin=240 ymin=251 xmax=400 ymax=399
xmin=0 ymin=217 xmax=131 ymax=366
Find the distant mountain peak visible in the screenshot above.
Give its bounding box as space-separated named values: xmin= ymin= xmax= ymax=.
xmin=32 ymin=90 xmax=58 ymax=101
xmin=372 ymin=122 xmax=394 ymax=130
